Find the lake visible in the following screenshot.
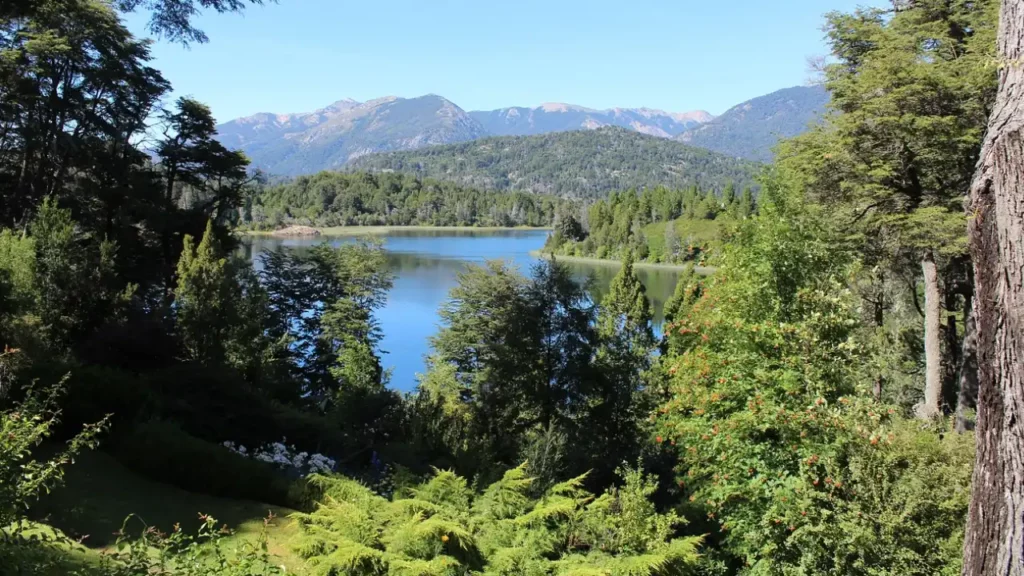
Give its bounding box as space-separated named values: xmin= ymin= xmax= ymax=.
xmin=241 ymin=229 xmax=683 ymax=391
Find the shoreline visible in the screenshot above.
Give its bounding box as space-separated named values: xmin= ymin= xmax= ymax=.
xmin=529 ymin=251 xmax=715 ymax=274
xmin=240 ymin=225 xmax=552 ymax=237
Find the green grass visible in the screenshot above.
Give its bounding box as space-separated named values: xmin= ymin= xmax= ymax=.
xmin=643 ymin=217 xmax=724 ymax=263
xmin=28 ymin=449 xmax=306 ymax=572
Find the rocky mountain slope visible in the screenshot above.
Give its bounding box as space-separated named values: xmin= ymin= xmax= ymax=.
xmin=676 ymin=85 xmax=830 ymax=162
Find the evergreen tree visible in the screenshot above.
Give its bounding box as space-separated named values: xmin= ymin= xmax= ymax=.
xmin=31 ymin=198 xmax=124 ymax=349
xmin=584 ymin=253 xmax=655 ymax=485
xmin=737 ymin=186 xmax=756 ymax=218
xmin=778 ymin=0 xmax=997 ymax=418
xmin=422 ymin=261 xmax=536 ymax=480
xmin=174 ymin=221 xmax=235 ymax=364
xmin=259 ymin=240 xmax=392 ymax=407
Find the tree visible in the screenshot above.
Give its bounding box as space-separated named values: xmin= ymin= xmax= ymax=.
xmin=583 ymin=253 xmax=655 ymax=485
xmin=663 ymin=221 xmax=681 ymax=262
xmin=0 ymin=0 xmax=169 ymax=229
xmin=259 ymin=240 xmax=392 ymax=407
xmin=556 ymin=213 xmax=586 ymax=242
xmin=113 ymin=0 xmax=271 ymax=45
xmin=422 ymin=261 xmax=536 ymax=479
xmin=174 ymin=221 xmax=235 ymax=364
xmin=31 ymin=198 xmax=125 ymax=349
xmin=525 ymin=257 xmax=597 ymax=433
xmin=961 ymin=1 xmax=1024 ymax=572
xmin=778 ymin=0 xmax=997 ymax=419
xmin=736 ymin=187 xmax=756 ymax=219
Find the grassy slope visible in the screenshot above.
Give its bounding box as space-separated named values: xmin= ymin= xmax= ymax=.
xmin=643 ymin=218 xmax=724 ymax=263
xmin=28 ymin=450 xmax=305 ymax=572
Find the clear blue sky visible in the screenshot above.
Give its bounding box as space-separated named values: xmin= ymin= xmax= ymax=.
xmin=124 ymin=0 xmax=876 ymax=123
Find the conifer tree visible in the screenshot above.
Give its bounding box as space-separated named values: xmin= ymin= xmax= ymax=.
xmin=174 ymin=220 xmax=235 ymax=364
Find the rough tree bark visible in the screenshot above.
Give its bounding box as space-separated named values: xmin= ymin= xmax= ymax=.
xmin=961 ymin=0 xmax=1024 ymax=573
xmin=918 ymin=252 xmax=943 ymax=419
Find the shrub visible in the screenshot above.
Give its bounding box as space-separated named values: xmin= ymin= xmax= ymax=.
xmin=59 ymin=365 xmax=156 ymax=439
xmin=144 ymin=363 xmax=350 ymax=455
xmin=102 ymin=512 xmax=284 ymax=576
xmin=292 ymin=464 xmax=702 ymax=576
xmin=0 ymin=351 xmax=107 ymax=573
xmin=109 ymin=420 xmax=297 ymax=507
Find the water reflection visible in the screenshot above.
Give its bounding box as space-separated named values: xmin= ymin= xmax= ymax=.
xmin=240 ymin=229 xmax=682 ymax=391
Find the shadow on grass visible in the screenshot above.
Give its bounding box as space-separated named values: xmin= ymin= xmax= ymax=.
xmin=27 ymin=449 xmax=303 ymax=570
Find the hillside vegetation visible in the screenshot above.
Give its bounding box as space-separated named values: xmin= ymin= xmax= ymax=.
xmin=348 ymin=127 xmax=761 ymax=198
xmin=242 ymin=171 xmax=571 ymax=229
xmin=545 ymin=184 xmax=754 ymax=265
xmin=1 ymin=0 xmax=1016 ymax=575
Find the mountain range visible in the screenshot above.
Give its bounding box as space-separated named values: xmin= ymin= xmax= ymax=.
xmin=216 ymin=86 xmax=829 ymax=177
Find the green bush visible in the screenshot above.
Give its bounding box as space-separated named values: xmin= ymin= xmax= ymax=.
xmin=144 ymin=363 xmax=350 ymax=455
xmin=59 ymin=365 xmax=156 ymax=438
xmin=293 ymin=464 xmax=702 ymax=576
xmin=109 ymin=420 xmax=297 ymax=507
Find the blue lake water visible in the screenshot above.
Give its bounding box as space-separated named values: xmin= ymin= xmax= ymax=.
xmin=242 ymin=229 xmax=682 ymax=391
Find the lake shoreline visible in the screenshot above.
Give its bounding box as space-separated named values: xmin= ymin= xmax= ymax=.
xmin=530 ymin=250 xmax=715 ymax=274
xmin=240 ymin=225 xmax=553 ymax=237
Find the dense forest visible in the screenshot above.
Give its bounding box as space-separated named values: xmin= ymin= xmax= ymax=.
xmin=348 ymin=127 xmax=761 ymax=198
xmin=242 ymin=171 xmax=572 ymax=228
xmin=544 ymin=184 xmax=755 ymax=264
xmin=3 ymin=0 xmax=1024 ymax=575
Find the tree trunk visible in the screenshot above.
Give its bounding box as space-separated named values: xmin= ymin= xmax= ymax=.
xmin=955 ymin=294 xmax=978 ymax=433
xmin=961 ymin=1 xmax=1024 ymax=573
xmin=918 ymin=252 xmax=943 ymax=419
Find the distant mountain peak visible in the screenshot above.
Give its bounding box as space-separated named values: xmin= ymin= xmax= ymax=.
xmin=676 ymin=85 xmax=829 ymax=162
xmin=215 ymin=87 xmax=825 ymax=177
xmin=216 ymin=94 xmax=487 ymax=176
xmin=538 ymin=102 xmax=597 ymax=113
xmin=469 ymin=102 xmax=711 ymax=139
xmin=670 ymin=110 xmax=715 ymax=124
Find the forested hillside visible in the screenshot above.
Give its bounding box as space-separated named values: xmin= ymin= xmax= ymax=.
xmin=348 ymin=127 xmax=761 ymax=198
xmin=242 ymin=171 xmax=570 ymax=228
xmin=544 ymin=184 xmax=755 ymax=264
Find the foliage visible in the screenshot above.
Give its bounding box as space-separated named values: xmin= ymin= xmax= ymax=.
xmin=543 ymin=187 xmax=754 ymax=265
xmin=414 ymin=257 xmax=613 ymax=484
xmin=258 ymin=240 xmax=393 ymax=407
xmin=109 ymin=420 xmax=298 ymax=507
xmin=100 ymin=512 xmax=284 ymax=575
xmin=349 ymin=127 xmax=760 ymax=199
xmin=243 ymin=171 xmax=569 ymax=229
xmin=115 ymin=0 xmax=269 ymax=45
xmin=776 ymin=0 xmax=999 ymax=414
xmin=292 ymin=464 xmax=701 ymax=576
xmin=0 ymin=365 xmax=106 ymax=533
xmin=175 ymin=221 xmax=238 ymax=364
xmin=0 ymin=351 xmax=108 ymax=574
xmin=651 ymin=177 xmax=971 ymax=574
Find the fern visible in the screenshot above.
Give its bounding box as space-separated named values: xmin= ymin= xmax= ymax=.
xmin=294 ymin=465 xmax=701 ymax=576
xmin=474 ymin=463 xmax=534 ymax=521
xmin=411 ymin=468 xmax=473 ymax=513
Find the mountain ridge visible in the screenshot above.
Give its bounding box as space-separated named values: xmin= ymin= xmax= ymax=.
xmin=676 ymin=85 xmax=830 ymax=162
xmin=216 ymin=87 xmax=827 ymax=176
xmin=347 ymin=126 xmax=760 ymax=198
